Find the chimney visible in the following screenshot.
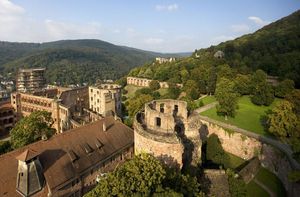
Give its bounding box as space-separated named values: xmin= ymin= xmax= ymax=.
xmin=102 ymin=122 xmax=106 ymax=132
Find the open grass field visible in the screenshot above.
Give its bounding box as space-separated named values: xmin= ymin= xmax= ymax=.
xmin=246 ymin=181 xmax=269 ymax=197
xmin=200 ymin=96 xmax=281 ymax=136
xmin=255 ymin=167 xmax=286 ymax=197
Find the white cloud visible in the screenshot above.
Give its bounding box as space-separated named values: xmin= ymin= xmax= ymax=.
xmin=231 ymin=24 xmax=250 ymax=33
xmin=155 ymin=3 xmax=178 ymax=12
xmin=144 ymin=37 xmax=164 ymax=45
xmin=248 ymin=16 xmax=270 ymax=26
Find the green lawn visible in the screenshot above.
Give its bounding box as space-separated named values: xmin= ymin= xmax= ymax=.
xmin=124 ymin=85 xmax=143 ymax=99
xmin=124 ymin=85 xmax=168 ymax=100
xmin=225 ymin=152 xmax=246 ymax=169
xmin=255 ymin=167 xmax=286 ymax=197
xmin=200 ymin=96 xmax=217 ymax=105
xmin=246 ymin=181 xmax=269 ymax=197
xmin=200 ymin=96 xmax=280 ymax=136
xmin=157 ymin=88 xmax=168 ymax=96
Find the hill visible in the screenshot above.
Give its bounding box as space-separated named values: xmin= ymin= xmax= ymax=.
xmin=195 ymin=10 xmax=300 ymax=86
xmin=129 ymin=10 xmax=300 ymax=87
xmin=0 ymin=39 xmax=188 ymax=85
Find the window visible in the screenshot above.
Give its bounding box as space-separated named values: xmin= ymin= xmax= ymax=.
xmin=156 ymin=117 xmax=161 ymax=127
xmin=160 ymin=103 xmax=164 ymax=113
xmin=174 ymin=105 xmax=178 ymax=113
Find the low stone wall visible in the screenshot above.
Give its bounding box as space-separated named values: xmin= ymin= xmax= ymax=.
xmin=201 ymin=120 xmax=262 ymax=160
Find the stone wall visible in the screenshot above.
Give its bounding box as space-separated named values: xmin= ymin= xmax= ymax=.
xmin=134 ymin=127 xmax=184 ymax=168
xmin=200 ymin=119 xmax=300 ymax=197
xmin=200 ymin=120 xmax=262 ymax=160
xmin=260 ymin=144 xmax=300 ymax=197
xmin=127 ymin=77 xmax=182 ymax=88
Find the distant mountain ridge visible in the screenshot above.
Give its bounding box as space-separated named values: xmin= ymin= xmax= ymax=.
xmin=0 ymin=39 xmax=190 ymax=85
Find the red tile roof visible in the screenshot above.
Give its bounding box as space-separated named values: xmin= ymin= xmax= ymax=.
xmin=0 ymin=117 xmax=133 ymax=197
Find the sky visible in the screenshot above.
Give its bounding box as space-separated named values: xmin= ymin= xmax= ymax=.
xmin=0 ymin=0 xmax=300 ymax=53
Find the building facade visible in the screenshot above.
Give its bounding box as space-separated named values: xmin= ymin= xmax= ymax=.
xmin=89 ymin=84 xmax=122 ymax=117
xmin=11 ymin=87 xmax=89 ymax=133
xmin=0 ymin=100 xmax=16 ymax=136
xmin=0 ymin=117 xmax=134 ymax=197
xmin=127 ymin=77 xmax=183 ymax=89
xmin=16 ymin=68 xmax=46 ymax=93
xmin=134 ymin=99 xmax=202 ymax=169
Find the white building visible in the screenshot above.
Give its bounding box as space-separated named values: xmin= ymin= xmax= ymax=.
xmin=89 ymin=84 xmax=122 ymax=117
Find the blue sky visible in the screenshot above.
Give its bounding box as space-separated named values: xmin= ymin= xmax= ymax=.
xmin=0 ymin=0 xmax=299 ymax=52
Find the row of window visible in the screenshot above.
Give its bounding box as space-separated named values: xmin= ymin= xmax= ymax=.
xmin=21 ymin=97 xmax=51 ymax=108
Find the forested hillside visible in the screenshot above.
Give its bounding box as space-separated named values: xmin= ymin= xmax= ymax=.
xmin=195 ymin=10 xmax=300 ymax=87
xmin=129 ymin=10 xmax=300 ymax=87
xmin=0 ymin=39 xmax=187 ymax=85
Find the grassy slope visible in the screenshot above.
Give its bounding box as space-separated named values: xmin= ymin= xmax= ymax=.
xmin=246 ymin=181 xmax=269 ymax=197
xmin=255 ymin=167 xmax=286 ymax=197
xmin=225 ymin=153 xmax=246 ymax=169
xmin=200 ymin=96 xmax=281 ymax=136
xmin=124 ymin=84 xmax=168 ymax=100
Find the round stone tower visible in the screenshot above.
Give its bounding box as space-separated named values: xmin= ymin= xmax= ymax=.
xmin=134 ymin=99 xmax=202 ymax=169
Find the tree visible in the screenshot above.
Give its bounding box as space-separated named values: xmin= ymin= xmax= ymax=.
xmin=10 ymin=111 xmax=55 ymax=149
xmin=86 ymin=154 xmax=204 ymax=197
xmin=275 ymin=79 xmax=295 ymax=98
xmin=226 ymin=169 xmax=246 ymax=197
xmin=251 ymin=82 xmax=274 ymax=106
xmin=234 ymin=74 xmax=251 ymax=95
xmin=206 ymin=134 xmax=228 ymax=166
xmin=149 ymin=80 xmax=160 ymax=91
xmin=215 ymin=77 xmax=239 ymax=119
xmin=0 ymin=141 xmax=12 ymax=155
xmin=167 ymin=84 xmax=181 ymax=99
xmin=286 ymin=89 xmax=300 ymax=115
xmin=267 ymin=100 xmax=299 ymax=138
xmin=127 ymin=94 xmax=153 ymax=117
xmin=207 ymin=66 xmax=217 ymax=95
xmin=250 ymin=70 xmax=274 ymax=106
xmin=184 ymin=80 xmax=200 ymax=100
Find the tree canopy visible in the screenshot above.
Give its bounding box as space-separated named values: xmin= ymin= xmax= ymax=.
xmin=10 ymin=111 xmax=55 ymax=149
xmin=85 ymin=154 xmax=204 ymax=197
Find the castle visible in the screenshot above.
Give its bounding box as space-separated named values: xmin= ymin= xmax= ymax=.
xmin=134 ymin=99 xmax=202 ymax=169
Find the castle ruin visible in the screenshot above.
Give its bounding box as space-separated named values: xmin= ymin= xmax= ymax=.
xmin=134 ymin=99 xmax=202 ymax=170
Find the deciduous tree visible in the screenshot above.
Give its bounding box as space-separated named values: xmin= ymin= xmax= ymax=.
xmin=10 ymin=111 xmax=55 ymax=149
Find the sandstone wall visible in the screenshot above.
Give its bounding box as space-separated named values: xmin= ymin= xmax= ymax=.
xmin=200 ymin=120 xmax=262 ymax=160
xmin=134 ymin=129 xmax=184 ymax=168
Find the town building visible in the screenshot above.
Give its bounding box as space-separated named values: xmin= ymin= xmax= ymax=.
xmin=134 ymin=99 xmax=202 ymax=169
xmin=0 ymin=100 xmax=16 ymax=137
xmin=0 ymin=117 xmax=134 ymax=197
xmin=127 ymin=77 xmax=183 ymax=88
xmin=11 ymin=86 xmax=89 ymax=133
xmin=16 ymin=68 xmax=46 ymax=93
xmin=89 ymin=84 xmax=122 ymax=118
xmin=155 ymin=57 xmax=176 ymax=64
